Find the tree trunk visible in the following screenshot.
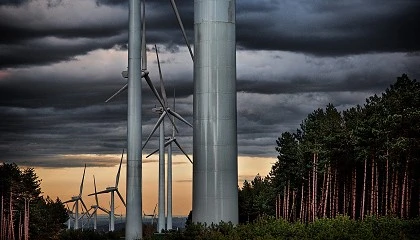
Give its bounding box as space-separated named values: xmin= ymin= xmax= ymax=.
xmin=283 ymin=185 xmax=287 ymax=219
xmin=308 ymin=170 xmax=312 ymax=222
xmin=286 ymin=181 xmax=290 ymax=221
xmin=319 ymin=165 xmax=327 ymax=216
xmin=370 ymin=157 xmax=374 ymax=215
xmin=352 ymin=167 xmax=357 ymax=219
xmin=299 ymin=183 xmax=304 ymax=222
xmin=393 ymin=171 xmax=399 ymax=216
xmin=290 ymin=190 xmax=296 ymax=221
xmin=401 ymin=159 xmax=408 ymax=218
xmin=343 ymin=177 xmax=347 ymax=216
xmin=361 ymin=159 xmax=367 ymax=220
xmin=375 ymin=161 xmax=379 ymax=216
xmin=329 ymin=167 xmax=333 ymax=218
xmin=323 ymin=165 xmax=330 ymax=218
xmin=313 ymin=153 xmax=317 ymax=220
xmin=385 ymin=157 xmax=389 ymax=215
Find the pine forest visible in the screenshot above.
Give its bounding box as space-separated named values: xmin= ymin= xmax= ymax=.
xmin=239 ymin=74 xmax=420 ymax=223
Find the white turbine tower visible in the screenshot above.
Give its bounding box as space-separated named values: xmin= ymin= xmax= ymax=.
xmin=193 ymin=0 xmax=238 ymax=224
xmin=63 ymin=164 xmax=90 ymax=230
xmin=90 ymin=150 xmax=126 ymax=232
xmin=65 ymin=204 xmax=74 ymax=230
xmin=142 ymin=46 xmax=192 ymax=232
xmin=87 ymin=176 xmax=110 ymax=231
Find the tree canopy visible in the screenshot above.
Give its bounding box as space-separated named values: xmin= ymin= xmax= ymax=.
xmin=239 ymin=74 xmax=420 ymax=223
xmin=1 ymin=162 xmax=68 ymax=240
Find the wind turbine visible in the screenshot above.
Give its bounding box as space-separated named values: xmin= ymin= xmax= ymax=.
xmin=89 ymin=150 xmax=126 ymax=232
xmin=63 ymin=164 xmax=90 ymax=230
xmin=143 ymin=203 xmax=157 ymax=226
xmin=102 ymin=1 xmax=193 ymax=238
xmin=142 ymin=45 xmax=192 ymax=232
xmin=65 ymin=204 xmax=74 ymax=230
xmin=87 ymin=176 xmax=110 ymax=231
xmin=146 ymin=89 xmax=192 ymax=230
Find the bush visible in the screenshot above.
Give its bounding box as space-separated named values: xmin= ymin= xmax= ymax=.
xmin=158 ymin=216 xmax=420 ymax=240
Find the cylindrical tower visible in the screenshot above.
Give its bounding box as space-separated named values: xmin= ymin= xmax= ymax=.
xmin=126 ymin=0 xmax=142 ymax=239
xmin=193 ymin=0 xmax=238 ymax=224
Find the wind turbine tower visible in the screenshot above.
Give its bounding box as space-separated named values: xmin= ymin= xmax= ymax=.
xmin=92 ymin=150 xmax=126 ymax=232
xmin=126 ymin=0 xmax=142 ymax=239
xmin=193 ymin=0 xmax=238 ymax=224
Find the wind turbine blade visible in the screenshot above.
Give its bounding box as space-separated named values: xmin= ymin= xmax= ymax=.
xmin=143 ymin=73 xmax=179 ymax=132
xmin=91 ymin=208 xmax=98 ymax=216
xmin=116 ymin=149 xmax=124 ymax=188
xmin=90 ymin=189 xmax=112 ymax=195
xmin=141 ymin=0 xmax=147 ymax=70
xmin=80 ymin=199 xmax=90 ymax=218
xmin=155 ymin=45 xmax=167 ymax=106
xmin=145 ymin=148 xmax=158 ymax=158
xmin=93 ymin=175 xmax=99 ymax=205
xmin=169 ymin=0 xmax=194 ymax=61
xmin=142 ymin=111 xmax=167 ymax=150
xmin=168 ymin=109 xmax=192 ymax=128
xmin=105 ymin=83 xmax=128 ymax=103
xmin=153 ymin=203 xmax=157 ymax=215
xmin=79 ymin=164 xmax=86 ymax=196
xmin=71 ymin=202 xmax=76 ymax=212
xmin=116 ymin=190 xmax=126 ymax=207
xmin=174 ymin=139 xmax=193 ymax=164
xmin=62 ymin=199 xmax=76 ymax=204
xmin=146 ymin=138 xmax=175 ymax=158
xmin=98 ymin=206 xmax=110 ymax=214
xmin=143 ymin=73 xmax=166 ymax=109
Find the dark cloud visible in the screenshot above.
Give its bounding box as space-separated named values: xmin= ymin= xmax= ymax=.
xmin=237 ymin=1 xmax=420 ymax=55
xmin=95 ymin=0 xmax=126 ymax=7
xmin=0 ymin=0 xmax=30 ymax=7
xmin=1 ymin=0 xmax=420 ymax=168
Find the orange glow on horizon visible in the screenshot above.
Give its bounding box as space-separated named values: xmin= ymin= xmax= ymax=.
xmin=33 ymin=154 xmax=274 ymax=216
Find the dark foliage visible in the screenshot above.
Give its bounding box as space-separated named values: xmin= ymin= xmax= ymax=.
xmin=0 ymin=163 xmax=68 ymax=240
xmin=238 ymin=74 xmax=420 ymax=222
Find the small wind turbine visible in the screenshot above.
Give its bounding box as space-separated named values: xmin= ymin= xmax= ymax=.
xmin=90 ymin=150 xmax=126 ymax=232
xmin=63 ymin=164 xmax=90 ymax=230
xmin=65 ymin=204 xmax=74 ymax=230
xmin=143 ymin=203 xmax=157 ymax=226
xmin=87 ymin=176 xmax=110 ymax=231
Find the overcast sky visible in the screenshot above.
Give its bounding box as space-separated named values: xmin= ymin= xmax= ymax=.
xmin=1 ymin=0 xmax=420 ymax=168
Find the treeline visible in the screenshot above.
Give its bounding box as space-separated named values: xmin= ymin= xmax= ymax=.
xmin=149 ymin=216 xmax=420 ymax=240
xmin=239 ymin=74 xmax=420 ymax=223
xmin=0 ymin=163 xmax=68 ymax=240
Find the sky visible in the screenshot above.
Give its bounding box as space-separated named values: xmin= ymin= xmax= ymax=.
xmin=1 ymin=0 xmax=420 ymax=215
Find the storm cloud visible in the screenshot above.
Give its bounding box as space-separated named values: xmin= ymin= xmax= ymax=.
xmin=1 ymin=0 xmax=419 ymax=168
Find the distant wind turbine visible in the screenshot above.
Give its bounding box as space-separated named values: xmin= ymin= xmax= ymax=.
xmin=87 ymin=176 xmax=110 ymax=231
xmin=102 ymin=0 xmax=193 ymax=238
xmin=63 ymin=164 xmax=90 ymax=230
xmin=143 ymin=46 xmax=192 ymax=232
xmin=65 ymin=203 xmax=74 ymax=230
xmin=89 ymin=150 xmax=126 ymax=232
xmin=146 ymin=89 xmax=192 ymax=230
xmin=143 ymin=203 xmax=157 ymax=226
